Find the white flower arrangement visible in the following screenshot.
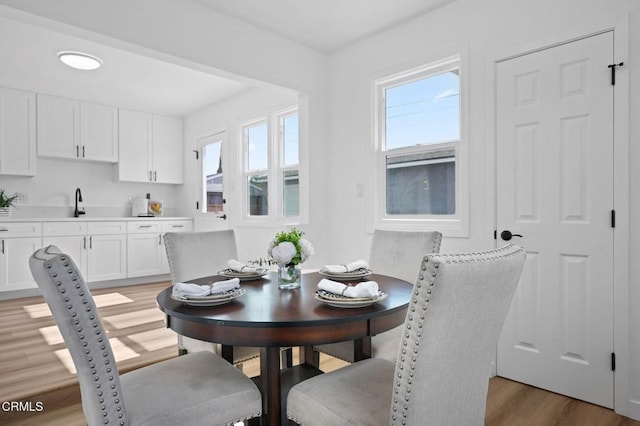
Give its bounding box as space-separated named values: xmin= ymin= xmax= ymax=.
xmin=267 ymin=228 xmax=314 ymax=267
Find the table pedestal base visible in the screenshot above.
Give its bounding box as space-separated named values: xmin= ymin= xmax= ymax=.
xmin=254 ymin=347 xmax=323 ymax=425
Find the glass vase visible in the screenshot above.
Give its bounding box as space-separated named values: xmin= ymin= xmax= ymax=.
xmin=278 ymin=264 xmax=301 ymax=289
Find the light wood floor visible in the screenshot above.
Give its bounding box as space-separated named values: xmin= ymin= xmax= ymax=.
xmin=1 ymin=281 xmax=637 ymax=426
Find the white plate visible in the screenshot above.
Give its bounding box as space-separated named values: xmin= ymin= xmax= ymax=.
xmin=218 ymin=268 xmax=270 ymax=280
xmin=171 ymin=288 xmax=246 ymax=306
xmin=313 ymin=289 xmax=387 ymax=308
xmin=318 ymin=268 xmax=373 ymax=281
xmin=178 ymin=287 xmax=244 ymax=301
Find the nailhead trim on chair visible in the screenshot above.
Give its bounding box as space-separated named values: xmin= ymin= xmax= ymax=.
xmin=390 ymin=244 xmax=518 ymax=425
xmin=44 ymin=255 xmax=127 ymax=425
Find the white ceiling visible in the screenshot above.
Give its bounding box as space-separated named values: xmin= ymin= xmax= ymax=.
xmin=194 ymin=0 xmax=456 ymax=53
xmin=0 ymin=0 xmax=456 ymax=116
xmin=0 ymin=14 xmax=252 ymax=116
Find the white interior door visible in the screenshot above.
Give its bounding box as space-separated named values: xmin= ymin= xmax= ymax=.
xmin=496 ymin=31 xmax=615 ymax=408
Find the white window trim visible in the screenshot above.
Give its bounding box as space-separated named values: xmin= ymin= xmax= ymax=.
xmin=372 ymin=54 xmax=469 ymax=237
xmin=239 ymin=105 xmax=307 ymax=227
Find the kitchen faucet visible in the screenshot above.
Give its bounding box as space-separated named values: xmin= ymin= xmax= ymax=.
xmin=74 ymin=188 xmax=85 ymax=217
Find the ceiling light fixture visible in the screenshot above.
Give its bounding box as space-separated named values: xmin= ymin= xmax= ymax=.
xmin=57 ymin=51 xmax=103 ymax=70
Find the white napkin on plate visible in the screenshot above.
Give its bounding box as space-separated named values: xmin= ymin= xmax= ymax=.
xmin=227 ymin=259 xmax=257 ymax=273
xmin=172 ymin=278 xmax=240 ymax=298
xmin=318 ymin=278 xmax=379 ymax=298
xmin=322 ymin=259 xmax=369 ymax=274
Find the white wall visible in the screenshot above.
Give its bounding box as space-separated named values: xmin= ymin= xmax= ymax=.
xmin=182 ymin=85 xmax=333 ymax=268
xmin=0 ymin=0 xmax=330 ymax=243
xmin=326 ymin=0 xmax=639 ymax=418
xmin=182 ymin=87 xmax=323 ymax=264
xmin=2 ymin=0 xmax=639 ymax=418
xmin=628 ymin=6 xmax=640 ymax=419
xmin=0 ymin=158 xmax=179 ymax=217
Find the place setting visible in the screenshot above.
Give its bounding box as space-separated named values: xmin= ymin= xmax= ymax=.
xmin=217 ymin=259 xmax=270 ymax=281
xmin=170 ymin=277 xmax=246 ymax=306
xmin=315 ymin=261 xmax=387 ymax=308
xmin=318 ymin=259 xmax=373 ymax=281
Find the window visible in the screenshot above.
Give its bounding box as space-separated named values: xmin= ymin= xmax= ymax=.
xmin=241 ymin=107 xmax=303 ymax=224
xmin=203 ymin=140 xmax=224 ymax=213
xmin=280 ymin=111 xmax=300 ymax=217
xmin=374 ymin=55 xmax=467 ymax=235
xmin=196 ymin=132 xmax=226 ymax=215
xmin=245 ymin=120 xmax=269 ymax=216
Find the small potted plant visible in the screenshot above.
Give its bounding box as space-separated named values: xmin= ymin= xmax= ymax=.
xmin=0 ymin=189 xmax=20 ymax=217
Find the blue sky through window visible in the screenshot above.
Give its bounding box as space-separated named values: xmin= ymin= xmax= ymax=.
xmin=247 ymin=123 xmax=268 ymax=170
xmin=283 ymin=114 xmax=299 ymax=166
xmin=204 ymin=141 xmax=221 ymax=177
xmin=385 ymin=71 xmax=459 ymax=150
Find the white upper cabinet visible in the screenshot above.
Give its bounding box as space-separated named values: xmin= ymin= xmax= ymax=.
xmin=80 ymin=101 xmax=119 ymax=162
xmin=37 ymin=94 xmax=118 ymax=162
xmin=118 ymin=109 xmax=183 ymax=184
xmin=152 ymin=114 xmax=183 ymax=184
xmin=118 ymin=108 xmax=152 ymax=182
xmin=0 ymin=87 xmax=37 ymax=176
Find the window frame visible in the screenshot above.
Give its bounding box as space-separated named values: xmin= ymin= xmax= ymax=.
xmin=372 ymin=54 xmax=469 ymax=237
xmin=239 ymin=105 xmax=306 ymax=226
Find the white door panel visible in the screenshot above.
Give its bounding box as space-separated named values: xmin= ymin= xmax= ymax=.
xmin=496 ymin=32 xmax=614 ymax=408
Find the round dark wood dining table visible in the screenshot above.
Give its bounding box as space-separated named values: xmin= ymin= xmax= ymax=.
xmin=156 ymin=271 xmax=413 ymax=426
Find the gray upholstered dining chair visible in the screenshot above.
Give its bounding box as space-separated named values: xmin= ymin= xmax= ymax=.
xmin=30 ymin=245 xmax=262 ymax=426
xmin=314 ymin=229 xmax=442 ymax=362
xmin=164 ymin=230 xmax=291 ymax=367
xmin=288 ymin=244 xmax=526 ymax=425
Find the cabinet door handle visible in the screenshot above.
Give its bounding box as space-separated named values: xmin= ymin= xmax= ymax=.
xmin=154 ymin=171 xmax=157 ymax=181
xmin=82 ymin=146 xmax=85 ymax=158
xmin=138 ymin=225 xmax=153 ymax=229
xmin=1 ymin=240 xmax=4 ymax=254
xmin=0 ymin=228 xmax=8 ymax=232
xmin=158 ymin=234 xmax=162 ymax=245
xmin=89 ymin=236 xmax=92 ymax=249
xmin=149 ymin=170 xmax=153 ymax=181
xmin=172 ymin=225 xmax=184 ymax=228
xmin=76 ymin=145 xmax=80 ymax=157
xmin=83 ymin=236 xmax=87 ymax=249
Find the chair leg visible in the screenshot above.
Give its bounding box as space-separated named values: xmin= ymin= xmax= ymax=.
xmin=281 ymin=348 xmax=293 ymax=368
xmin=298 ymin=346 xmax=320 ymax=368
xmin=247 ymin=416 xmax=261 ymax=426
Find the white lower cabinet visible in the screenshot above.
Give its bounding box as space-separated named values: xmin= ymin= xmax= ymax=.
xmin=42 ymin=234 xmax=89 ymax=277
xmin=127 ymin=230 xmax=164 ymax=278
xmin=43 ymin=221 xmax=126 ymax=282
xmin=0 ymin=237 xmax=41 ymax=291
xmin=1 ymin=218 xmax=192 ymax=294
xmin=160 ymin=220 xmax=193 ymax=273
xmin=127 ymin=220 xmax=192 ymax=278
xmin=0 ymin=222 xmax=42 ymax=291
xmin=87 ymin=234 xmax=127 ymax=281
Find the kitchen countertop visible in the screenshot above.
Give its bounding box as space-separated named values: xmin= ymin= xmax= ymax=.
xmin=0 ymin=216 xmax=193 ymax=222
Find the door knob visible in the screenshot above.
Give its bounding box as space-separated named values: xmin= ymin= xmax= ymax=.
xmin=217 ymin=214 xmax=227 ymax=220
xmin=500 ymin=230 xmax=523 ymax=241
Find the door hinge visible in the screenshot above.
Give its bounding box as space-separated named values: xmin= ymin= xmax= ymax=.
xmin=611 ymin=210 xmax=616 ymax=228
xmin=611 ymin=352 xmax=616 ymax=371
xmin=607 ymin=62 xmax=623 ymax=85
